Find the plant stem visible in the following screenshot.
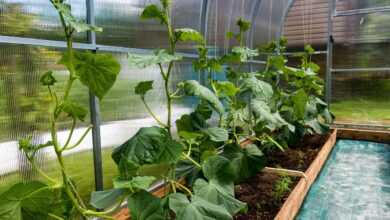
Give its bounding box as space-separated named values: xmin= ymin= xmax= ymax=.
xmin=141 ymin=98 xmax=168 ymax=128
xmin=63 ymin=126 xmax=92 ymax=151
xmin=173 ymin=181 xmax=193 ymax=196
xmin=63 ymin=118 xmax=76 ymax=148
xmin=182 ymin=153 xmax=201 ymax=168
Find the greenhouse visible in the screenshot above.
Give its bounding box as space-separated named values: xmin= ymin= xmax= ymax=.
xmin=0 ymin=0 xmax=389 ymax=219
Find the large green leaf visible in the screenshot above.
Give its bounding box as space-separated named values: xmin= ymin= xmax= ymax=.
xmin=251 ymin=99 xmax=293 ymax=131
xmin=175 ymin=28 xmax=204 ymax=44
xmin=0 ymin=181 xmax=54 ymax=220
xmin=202 ymin=127 xmax=228 ymax=142
xmin=169 ymin=193 xmax=232 ymax=220
xmin=112 ymin=127 xmax=183 ymax=178
xmin=222 ymin=144 xmax=266 ymax=182
xmin=241 ymin=76 xmax=273 ymax=102
xmin=202 ymin=155 xmax=235 ymax=184
xmin=181 ymin=80 xmax=225 ymax=114
xmin=60 ymin=51 xmax=121 ymax=100
xmin=128 ymin=50 xmax=182 ymax=68
xmin=193 ymin=179 xmax=246 ymax=215
xmin=51 ymin=1 xmax=102 ymax=33
xmin=128 ymin=190 xmax=168 ymax=220
xmin=292 ymin=89 xmax=308 ymax=120
xmin=90 ymin=188 xmax=126 ymax=210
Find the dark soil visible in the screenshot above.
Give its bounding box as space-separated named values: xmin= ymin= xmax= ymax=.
xmin=234 ymin=133 xmax=331 ymax=220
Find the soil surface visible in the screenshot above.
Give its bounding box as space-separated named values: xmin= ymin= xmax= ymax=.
xmin=234 ymin=133 xmax=330 ymax=220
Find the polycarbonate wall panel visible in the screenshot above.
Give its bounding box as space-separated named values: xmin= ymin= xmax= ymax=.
xmin=95 ymin=0 xmax=202 ymax=53
xmin=99 ymin=54 xmax=198 ymax=188
xmin=0 ymin=44 xmax=95 ymax=199
xmin=206 ymin=0 xmax=257 ymax=56
xmin=333 ymin=12 xmax=390 ymax=43
xmin=0 ymin=0 xmax=87 ymax=42
xmin=336 ymin=0 xmax=390 ymax=11
xmin=283 ymin=0 xmax=329 ymax=50
xmin=331 ymin=71 xmax=390 ymax=126
xmin=252 ymin=0 xmax=291 ymax=48
xmin=333 ymin=43 xmax=390 ymax=69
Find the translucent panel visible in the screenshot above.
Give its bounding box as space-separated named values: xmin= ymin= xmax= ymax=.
xmin=333 ymin=12 xmax=390 ymax=44
xmin=95 ymin=0 xmax=202 ymax=52
xmin=333 ymin=43 xmax=390 ymax=68
xmin=0 ymin=44 xmax=94 ymax=200
xmin=206 ymin=0 xmax=257 ymax=55
xmin=99 ymin=53 xmax=198 ymax=188
xmin=252 ymin=0 xmax=292 ymax=48
xmin=331 ymin=71 xmax=390 ymax=126
xmin=283 ymin=0 xmax=329 ymax=50
xmin=336 ymin=0 xmax=390 ymax=11
xmin=0 ymin=0 xmax=87 ymax=42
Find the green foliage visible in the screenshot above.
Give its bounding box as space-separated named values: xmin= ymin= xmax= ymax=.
xmin=202 ymin=127 xmax=229 ymax=142
xmin=113 ymin=176 xmax=156 ymax=191
xmin=169 ymin=193 xmax=233 ymax=220
xmin=112 ymin=126 xmax=184 ymax=179
xmin=175 ymin=28 xmax=205 ymax=44
xmin=50 ymin=0 xmax=102 ymax=33
xmin=40 ymin=71 xmax=56 ymax=86
xmin=140 ymin=4 xmax=168 ymax=25
xmin=56 ymin=100 xmax=88 ymax=121
xmin=0 ymin=181 xmax=55 ymax=220
xmin=135 ymin=81 xmax=154 ymax=98
xmin=60 ymin=51 xmax=121 ymax=100
xmin=180 ymin=80 xmax=225 ymax=115
xmin=272 ymin=175 xmax=292 ymax=203
xmin=222 ymin=144 xmax=266 ymax=182
xmin=127 ymin=190 xmax=168 ymax=220
xmin=90 ymin=188 xmax=126 ymax=210
xmin=128 ymin=50 xmax=182 ymax=68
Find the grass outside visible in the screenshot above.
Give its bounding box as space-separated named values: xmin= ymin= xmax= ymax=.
xmin=0 ymin=147 xmax=118 ymax=202
xmin=331 ymin=99 xmax=390 ymax=126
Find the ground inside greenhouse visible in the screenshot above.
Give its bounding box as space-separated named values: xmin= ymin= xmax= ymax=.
xmin=234 ymin=134 xmax=330 ymax=220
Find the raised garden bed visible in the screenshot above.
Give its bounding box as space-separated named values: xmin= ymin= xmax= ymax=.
xmin=113 ymin=130 xmax=338 ymax=220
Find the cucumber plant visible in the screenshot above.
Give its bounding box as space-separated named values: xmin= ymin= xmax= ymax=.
xmin=0 ymin=0 xmax=121 ymax=219
xmin=90 ymin=1 xmax=248 ymax=219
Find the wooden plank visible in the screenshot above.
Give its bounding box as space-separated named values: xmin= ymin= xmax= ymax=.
xmin=337 ymin=128 xmax=390 ymax=143
xmin=274 ymin=129 xmax=338 ymax=220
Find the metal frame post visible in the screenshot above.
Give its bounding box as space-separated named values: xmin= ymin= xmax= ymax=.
xmin=325 ymin=0 xmax=335 ymax=105
xmin=86 ymin=0 xmax=103 ymax=192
